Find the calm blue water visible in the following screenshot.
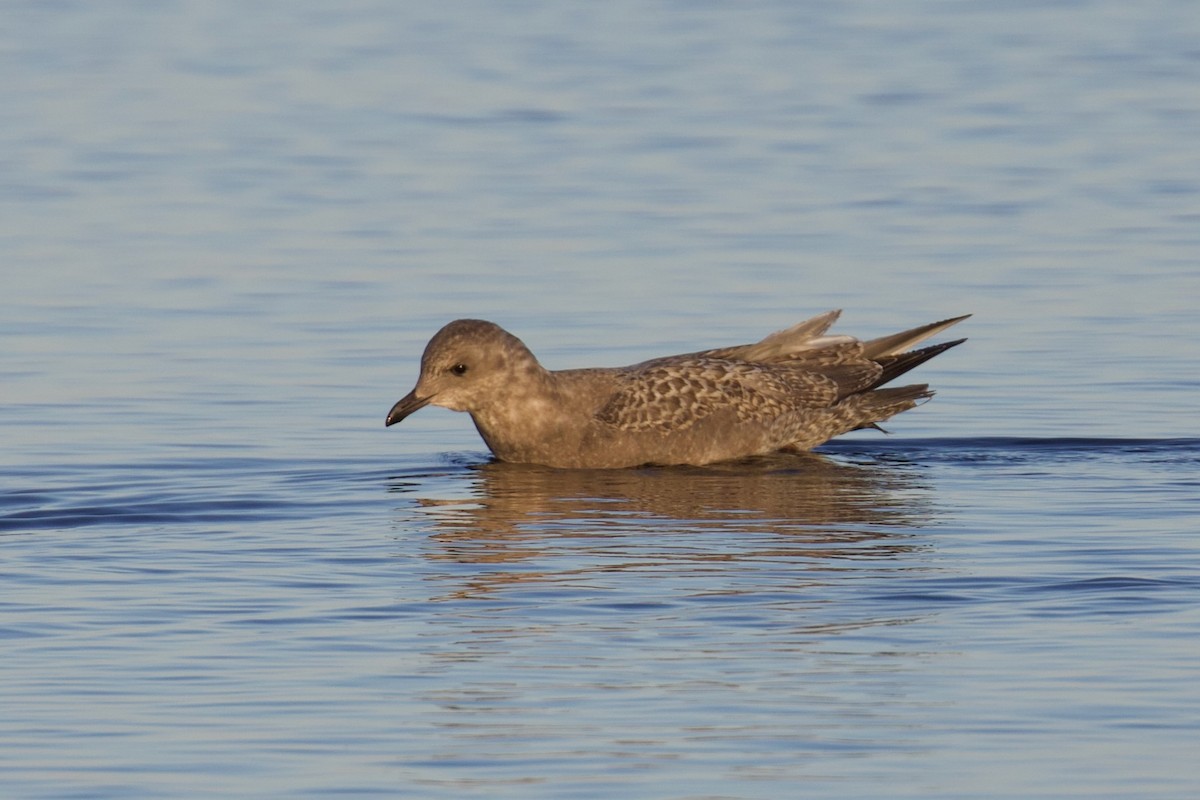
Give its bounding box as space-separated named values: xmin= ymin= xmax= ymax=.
xmin=3 ymin=1 xmax=1199 ymax=798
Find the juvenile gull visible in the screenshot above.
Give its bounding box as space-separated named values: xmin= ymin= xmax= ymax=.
xmin=385 ymin=311 xmax=968 ymax=469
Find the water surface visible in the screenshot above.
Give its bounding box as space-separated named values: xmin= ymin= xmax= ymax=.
xmin=3 ymin=1 xmax=1199 ymax=798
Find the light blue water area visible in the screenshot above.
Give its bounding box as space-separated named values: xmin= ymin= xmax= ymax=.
xmin=3 ymin=1 xmax=1200 ymax=798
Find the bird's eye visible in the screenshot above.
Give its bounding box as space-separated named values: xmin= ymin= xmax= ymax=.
xmin=450 ymin=363 xmax=469 ymax=376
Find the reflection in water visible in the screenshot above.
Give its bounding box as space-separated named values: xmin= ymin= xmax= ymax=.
xmin=388 ymin=455 xmax=949 ymax=776
xmin=388 ymin=453 xmax=937 ymax=600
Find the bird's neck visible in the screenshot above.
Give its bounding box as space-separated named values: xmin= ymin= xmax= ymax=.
xmin=468 ymin=368 xmax=582 ymax=463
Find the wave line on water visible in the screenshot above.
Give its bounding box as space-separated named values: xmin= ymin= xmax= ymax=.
xmin=822 ymin=436 xmax=1200 ymax=455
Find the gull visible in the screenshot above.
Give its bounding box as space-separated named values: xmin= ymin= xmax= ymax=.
xmin=386 ymin=310 xmax=968 ymax=468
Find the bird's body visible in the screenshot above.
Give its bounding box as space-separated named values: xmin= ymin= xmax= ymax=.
xmin=386 ymin=311 xmax=968 ymax=469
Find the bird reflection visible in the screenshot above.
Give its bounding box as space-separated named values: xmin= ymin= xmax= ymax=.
xmin=387 ymin=452 xmax=936 ymax=600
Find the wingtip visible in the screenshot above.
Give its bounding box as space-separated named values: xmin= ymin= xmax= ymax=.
xmin=870 ymin=337 xmax=967 ymax=388
xmin=862 ymin=313 xmax=971 ymax=359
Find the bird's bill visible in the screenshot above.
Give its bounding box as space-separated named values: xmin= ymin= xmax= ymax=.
xmin=385 ymin=390 xmax=431 ymax=426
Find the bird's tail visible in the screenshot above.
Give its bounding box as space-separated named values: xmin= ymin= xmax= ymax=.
xmin=846 ymin=384 xmax=935 ymax=432
xmin=871 ymin=337 xmax=967 ymax=389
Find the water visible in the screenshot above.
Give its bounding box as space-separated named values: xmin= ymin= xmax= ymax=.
xmin=3 ymin=1 xmax=1199 ymax=797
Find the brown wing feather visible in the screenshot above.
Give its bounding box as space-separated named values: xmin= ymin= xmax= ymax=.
xmin=596 ymin=358 xmax=839 ymax=433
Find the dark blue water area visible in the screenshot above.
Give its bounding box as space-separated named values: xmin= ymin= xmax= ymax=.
xmin=6 ymin=437 xmax=1196 ymax=618
xmin=822 ymin=434 xmax=1200 ymax=464
xmin=5 ymin=436 xmax=1195 ymax=533
xmin=0 ymin=457 xmax=391 ymax=533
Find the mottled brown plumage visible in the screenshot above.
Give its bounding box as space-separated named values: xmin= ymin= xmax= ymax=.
xmin=386 ymin=311 xmax=968 ymax=468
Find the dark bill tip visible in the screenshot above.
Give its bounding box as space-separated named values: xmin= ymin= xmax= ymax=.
xmin=385 ymin=391 xmax=431 ymax=427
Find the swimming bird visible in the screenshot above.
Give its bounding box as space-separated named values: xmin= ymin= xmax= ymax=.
xmin=386 ymin=311 xmax=968 ymax=468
